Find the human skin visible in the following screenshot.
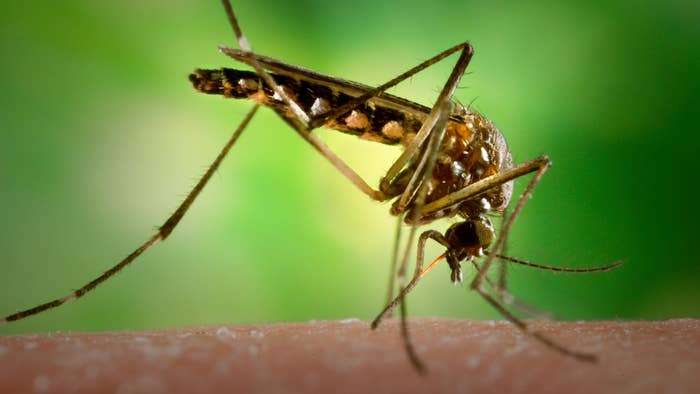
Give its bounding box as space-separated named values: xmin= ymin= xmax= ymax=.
xmin=0 ymin=318 xmax=697 ymax=394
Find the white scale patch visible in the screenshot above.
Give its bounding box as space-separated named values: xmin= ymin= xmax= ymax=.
xmin=480 ymin=197 xmax=491 ymax=212
xmin=345 ymin=110 xmax=370 ymax=129
xmin=451 ymin=161 xmax=465 ymax=178
xmin=271 ymin=85 xmax=296 ymax=102
xmin=238 ymin=78 xmax=259 ymax=91
xmin=59 ymin=293 xmax=78 ymax=303
xmin=310 ymin=97 xmax=330 ymax=116
xmin=381 ymin=121 xmax=404 ymax=139
xmin=480 ymin=146 xmax=490 ymax=163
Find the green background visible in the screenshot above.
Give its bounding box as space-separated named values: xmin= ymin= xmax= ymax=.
xmin=1 ymin=0 xmax=698 ymax=335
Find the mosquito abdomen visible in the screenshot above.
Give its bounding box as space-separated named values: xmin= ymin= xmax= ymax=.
xmin=190 ymin=68 xmax=427 ymax=146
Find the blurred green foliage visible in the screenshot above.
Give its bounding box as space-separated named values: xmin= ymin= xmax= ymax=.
xmin=1 ymin=0 xmax=698 ymax=335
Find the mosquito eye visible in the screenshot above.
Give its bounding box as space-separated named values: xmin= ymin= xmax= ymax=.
xmin=474 ymin=217 xmax=495 ymax=248
xmin=446 ymin=221 xmax=479 ymax=247
xmin=445 ymin=216 xmax=495 ymax=259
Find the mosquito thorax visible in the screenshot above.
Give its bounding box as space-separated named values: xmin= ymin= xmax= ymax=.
xmin=395 ymin=108 xmax=514 ymax=226
xmin=444 ymin=216 xmax=495 ymax=283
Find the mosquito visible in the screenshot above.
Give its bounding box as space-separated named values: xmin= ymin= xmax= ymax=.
xmin=1 ymin=0 xmax=620 ymax=371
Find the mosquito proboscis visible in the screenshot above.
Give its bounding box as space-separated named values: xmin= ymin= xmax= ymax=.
xmin=1 ymin=0 xmax=621 ymax=372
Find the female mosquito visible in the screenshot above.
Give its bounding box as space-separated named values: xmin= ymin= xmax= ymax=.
xmin=1 ymin=0 xmax=620 ymax=371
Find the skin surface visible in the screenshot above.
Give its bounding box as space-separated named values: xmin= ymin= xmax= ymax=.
xmin=1 ymin=318 xmax=697 ymax=394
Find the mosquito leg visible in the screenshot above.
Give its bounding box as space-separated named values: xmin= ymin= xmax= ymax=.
xmin=372 ymin=230 xmax=448 ymax=329
xmin=419 ymin=156 xmax=551 ymax=217
xmin=401 ymin=154 xmax=590 ymax=360
xmin=492 ymin=286 xmax=554 ymax=320
xmin=373 ymin=47 xmax=472 ymax=293
xmin=491 ymin=209 xmax=543 ymax=317
xmin=332 ymin=32 xmax=467 ymax=289
xmin=393 ymin=100 xmax=452 ymax=300
xmin=310 ymin=41 xmax=471 ymax=131
xmin=1 ymin=105 xmax=261 ymax=324
xmin=406 ymin=155 xmax=553 ymax=316
xmin=393 ymin=218 xmax=446 ymax=374
xmin=220 ymin=0 xmax=396 ymax=201
xmin=392 ymin=100 xmax=453 ymax=217
xmin=220 ymin=0 xmax=308 ymax=123
xmin=378 ymin=45 xmax=472 ymax=324
xmin=384 ymin=216 xmax=403 ymax=307
xmin=220 ymin=1 xmax=478 ymax=204
xmin=220 ymin=28 xmax=474 ymax=195
xmin=380 ymin=45 xmax=474 ymax=192
xmin=469 ymin=260 xmax=554 ymax=320
xmin=399 ymin=290 xmax=426 ymax=373
xmin=472 ymin=276 xmax=596 ymax=362
xmin=376 ymin=98 xmax=452 ymax=326
xmin=470 ymin=157 xmax=551 ymax=292
xmin=497 ymin=209 xmax=510 ymax=290
xmin=376 ymin=230 xmax=445 ymax=371
xmin=380 ymin=228 xmax=447 ymax=372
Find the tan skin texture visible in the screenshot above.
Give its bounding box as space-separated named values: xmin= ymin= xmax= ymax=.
xmin=1 ymin=318 xmax=697 ymax=394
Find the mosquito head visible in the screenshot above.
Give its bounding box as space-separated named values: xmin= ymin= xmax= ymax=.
xmin=444 ymin=215 xmax=495 ymax=284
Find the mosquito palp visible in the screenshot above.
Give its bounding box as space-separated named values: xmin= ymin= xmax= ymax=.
xmin=1 ymin=0 xmax=621 ymax=371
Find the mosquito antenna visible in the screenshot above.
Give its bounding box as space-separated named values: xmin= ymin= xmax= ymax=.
xmin=494 ymin=254 xmax=623 ymax=273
